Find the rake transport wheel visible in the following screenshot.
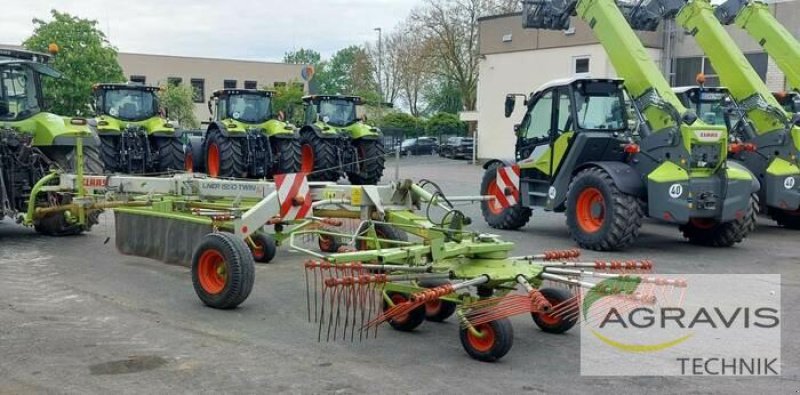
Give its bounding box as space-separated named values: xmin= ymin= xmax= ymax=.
xmin=680 ymin=194 xmax=758 ymax=247
xmin=771 ymin=208 xmax=800 ymax=229
xmin=459 ymin=318 xmax=514 ymax=362
xmin=417 ymin=278 xmax=457 ymax=322
xmin=531 ymin=288 xmax=578 ymax=334
xmin=347 ymin=139 xmax=385 ymax=185
xmin=205 ymin=129 xmax=245 ymax=178
xmin=269 ymin=137 xmax=302 ymax=178
xmin=154 ymin=136 xmax=190 ymax=173
xmin=356 ymin=223 xmax=408 ymax=251
xmin=249 ymin=232 xmax=277 ymax=264
xmin=480 ymin=162 xmax=531 ymax=230
xmin=382 ymin=292 xmax=426 ymax=332
xmin=318 ymin=233 xmax=343 ymax=253
xmin=300 ymin=129 xmax=340 ymax=182
xmin=35 ymin=145 xmax=104 ymax=236
xmin=566 ymin=167 xmax=643 ymax=251
xmin=191 ymin=232 xmax=255 ymax=309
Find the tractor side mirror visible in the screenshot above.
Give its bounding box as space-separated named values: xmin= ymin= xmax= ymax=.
xmin=681 ymin=111 xmax=698 ymax=125
xmin=207 ymin=100 xmax=213 ymax=116
xmin=791 ymin=112 xmax=800 ymax=127
xmin=504 ymin=95 xmax=516 ymax=118
xmin=513 ymin=123 xmax=521 ymax=133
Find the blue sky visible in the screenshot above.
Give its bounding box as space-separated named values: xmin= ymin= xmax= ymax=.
xmin=2 ymin=0 xmax=419 ymax=61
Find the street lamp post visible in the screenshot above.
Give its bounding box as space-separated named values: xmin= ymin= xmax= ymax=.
xmin=374 ymin=27 xmax=383 ymax=103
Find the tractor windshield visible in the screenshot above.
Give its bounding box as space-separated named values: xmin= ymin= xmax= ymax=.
xmin=226 ymin=94 xmax=271 ymax=124
xmin=318 ymin=99 xmax=357 ymax=126
xmin=0 ymin=65 xmax=41 ymax=121
xmin=103 ymin=89 xmax=158 ymax=121
xmin=686 ymin=91 xmax=729 ymax=127
xmin=574 ymin=90 xmax=626 ymax=131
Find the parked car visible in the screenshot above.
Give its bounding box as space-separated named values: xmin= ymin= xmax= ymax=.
xmin=439 ymin=137 xmax=474 ymax=159
xmin=400 ymin=137 xmax=438 ymax=156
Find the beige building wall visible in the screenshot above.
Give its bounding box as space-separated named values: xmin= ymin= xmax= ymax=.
xmin=476 ymin=44 xmax=663 ymax=161
xmin=117 ymin=53 xmax=306 ymax=122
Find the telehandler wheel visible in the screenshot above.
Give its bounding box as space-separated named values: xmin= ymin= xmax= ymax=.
xmin=531 ymin=288 xmax=578 ymax=334
xmin=680 ymin=194 xmax=758 ymax=247
xmin=347 ymin=139 xmax=385 ymax=185
xmin=480 ymin=162 xmax=532 ymax=230
xmin=191 ymin=232 xmax=255 ymax=309
xmin=771 ymin=208 xmax=800 ymax=229
xmin=355 ymin=223 xmax=408 ymax=251
xmin=154 ymin=137 xmax=190 ymax=173
xmin=300 ymin=129 xmax=340 ymax=182
xmin=383 ymin=292 xmax=426 ymax=332
xmin=249 ymin=232 xmax=277 ymax=264
xmin=205 ymin=129 xmax=245 ymax=178
xmin=269 ymin=137 xmax=302 ymax=177
xmin=459 ymin=318 xmax=514 ymax=363
xmin=566 ymin=167 xmax=643 ymax=251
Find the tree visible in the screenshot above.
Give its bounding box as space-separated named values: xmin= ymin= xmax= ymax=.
xmin=426 ymin=112 xmax=466 ymax=138
xmin=283 ymin=48 xmax=322 ymax=65
xmin=272 ymin=80 xmax=305 ymax=125
xmin=318 ymin=46 xmax=380 ymax=103
xmin=379 ymin=112 xmax=425 ymax=138
xmin=158 ymin=83 xmax=198 ymax=128
xmin=423 ymin=77 xmax=463 ymax=115
xmin=23 ymin=10 xmax=125 ymax=116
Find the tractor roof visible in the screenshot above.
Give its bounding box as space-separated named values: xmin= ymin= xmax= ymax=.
xmin=212 ymin=89 xmax=274 ymax=98
xmin=302 ymin=95 xmax=363 ymax=104
xmin=672 ymin=86 xmax=729 ymax=94
xmin=93 ymin=83 xmax=161 ymax=92
xmin=0 ymin=59 xmax=61 ymax=78
xmin=0 ymin=48 xmax=52 ymax=64
xmin=533 ymin=77 xmax=623 ymax=94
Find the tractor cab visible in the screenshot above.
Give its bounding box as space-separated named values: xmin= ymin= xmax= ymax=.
xmin=505 ymin=78 xmax=629 ymax=177
xmin=673 ymin=86 xmax=737 ymax=128
xmin=93 ymin=83 xmax=161 ymax=123
xmin=773 ymin=91 xmax=800 ymax=114
xmin=0 ymin=48 xmax=59 ymax=122
xmin=302 ymin=95 xmax=363 ymax=128
xmin=210 ymin=89 xmax=276 ymax=125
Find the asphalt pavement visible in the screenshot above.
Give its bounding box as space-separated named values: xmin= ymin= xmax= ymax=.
xmin=0 ymin=155 xmax=797 ymax=394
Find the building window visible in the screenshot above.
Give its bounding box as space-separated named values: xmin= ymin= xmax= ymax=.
xmin=675 ymin=57 xmax=720 ymax=87
xmin=191 ymin=78 xmax=205 ymax=103
xmin=274 ymin=81 xmax=287 ymax=88
xmin=573 ymin=57 xmax=590 ymax=75
xmin=244 ymin=80 xmax=257 ymax=90
xmin=167 ymin=77 xmax=182 ymax=87
xmin=130 ymin=75 xmax=146 ymax=84
xmin=744 ymin=53 xmax=768 ymax=81
xmin=224 ymin=79 xmax=237 ymax=89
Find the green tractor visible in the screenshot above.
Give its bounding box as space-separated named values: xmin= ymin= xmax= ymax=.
xmin=299 ymin=95 xmax=385 ymax=184
xmin=0 ymin=47 xmax=102 ymax=235
xmin=91 ymin=83 xmax=191 ymax=174
xmin=200 ymin=89 xmax=303 ymax=178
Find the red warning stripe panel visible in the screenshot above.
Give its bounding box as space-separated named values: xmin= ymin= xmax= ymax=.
xmin=275 ymin=172 xmax=312 ymax=220
xmin=495 ymin=165 xmax=520 ymax=208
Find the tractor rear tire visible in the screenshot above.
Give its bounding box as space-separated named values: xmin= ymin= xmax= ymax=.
xmin=154 ymin=137 xmax=190 ymax=173
xmin=681 ymin=194 xmax=758 ymax=247
xmin=269 ymin=137 xmax=301 ymax=178
xmin=459 ymin=318 xmax=514 ymax=363
xmin=566 ymin=167 xmax=643 ymax=251
xmin=300 ymin=129 xmax=340 ymax=182
xmin=347 ymin=139 xmax=385 ymax=185
xmin=771 ymin=208 xmax=800 ymax=229
xmin=480 ymin=162 xmax=532 ymax=230
xmin=99 ymin=136 xmax=118 ymax=172
xmin=205 ymin=130 xmax=245 ymax=178
xmin=191 ymin=232 xmax=255 ymax=309
xmin=34 ymin=145 xmax=104 ymax=236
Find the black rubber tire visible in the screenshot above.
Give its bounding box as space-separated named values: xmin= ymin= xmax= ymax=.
xmin=249 ymin=232 xmax=277 ymax=263
xmin=356 ymin=223 xmax=408 ymax=251
xmin=680 ymin=194 xmax=759 ymax=247
xmin=154 ymin=136 xmax=190 ymax=173
xmin=459 ymin=318 xmax=514 ymax=363
xmin=771 ymin=208 xmax=800 ymax=229
xmin=269 ymin=136 xmax=301 ymax=178
xmin=191 ymin=232 xmax=255 ymax=309
xmin=480 ymin=162 xmax=532 ymax=230
xmin=566 ymin=167 xmax=644 ymax=251
xmin=99 ymin=136 xmax=119 ymax=172
xmin=347 ymin=139 xmax=385 ymax=185
xmin=318 ymin=233 xmax=343 ymax=253
xmin=383 ymin=292 xmax=426 ymax=332
xmin=205 ymin=129 xmax=245 ymax=178
xmin=300 ymin=128 xmax=340 ymax=182
xmin=531 ymin=288 xmax=578 ymax=334
xmin=416 ymin=278 xmax=457 ymax=322
xmin=34 ymin=145 xmax=104 ymax=236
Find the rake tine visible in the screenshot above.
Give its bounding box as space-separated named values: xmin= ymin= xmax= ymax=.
xmin=317 ymin=285 xmax=327 ymax=342
xmin=326 ymin=285 xmax=338 ymax=342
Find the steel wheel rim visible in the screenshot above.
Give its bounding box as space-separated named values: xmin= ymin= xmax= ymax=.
xmin=198 ymin=249 xmax=227 ymax=294
xmin=207 ymin=143 xmax=221 ymax=177
xmin=576 ymin=187 xmax=605 ymax=233
xmin=467 ymin=323 xmax=496 ymax=353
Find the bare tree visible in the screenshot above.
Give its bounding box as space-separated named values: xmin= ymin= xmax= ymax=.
xmin=366 ymin=32 xmax=402 ymax=104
